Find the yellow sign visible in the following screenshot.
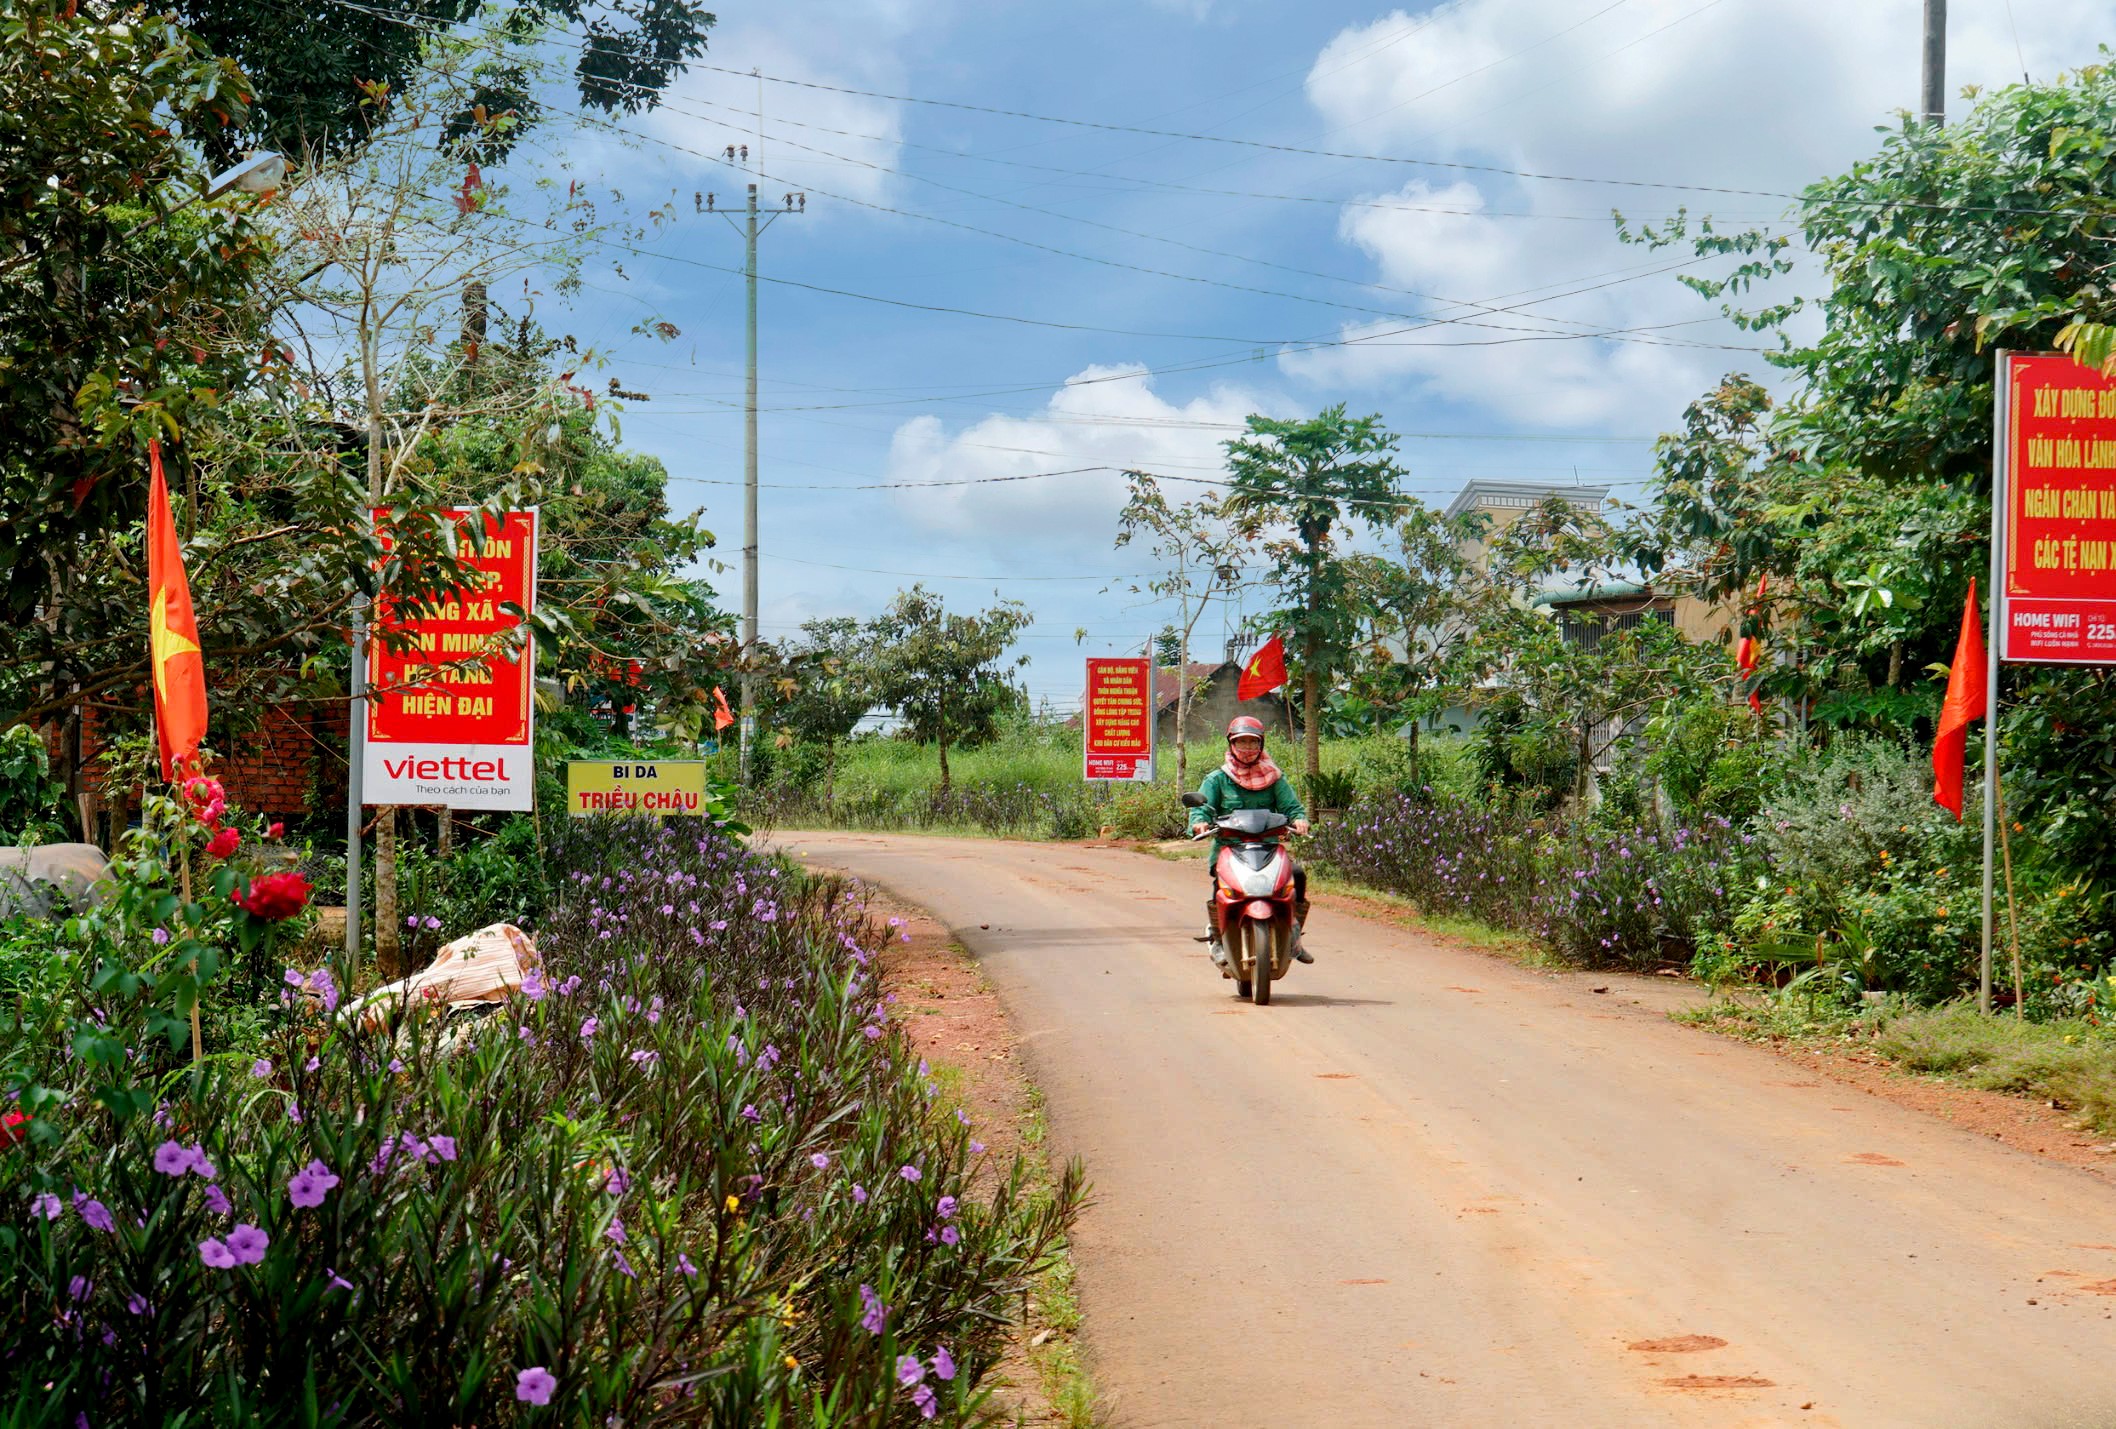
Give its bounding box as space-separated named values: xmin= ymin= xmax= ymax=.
xmin=565 ymin=761 xmax=709 ymax=817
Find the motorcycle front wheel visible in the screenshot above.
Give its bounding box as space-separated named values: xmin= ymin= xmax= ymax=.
xmin=1246 ymin=919 xmax=1272 ymax=1006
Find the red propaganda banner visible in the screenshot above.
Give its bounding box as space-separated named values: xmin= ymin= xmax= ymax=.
xmin=2000 ymin=354 xmax=2116 ymax=664
xmin=363 ymin=509 xmax=538 ymax=809
xmin=1082 ymin=656 xmax=1155 ymax=782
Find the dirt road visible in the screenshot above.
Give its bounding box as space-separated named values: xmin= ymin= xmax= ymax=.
xmin=783 ymin=833 xmax=2116 ymax=1428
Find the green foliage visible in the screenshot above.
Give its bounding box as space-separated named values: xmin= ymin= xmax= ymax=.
xmin=1642 ymin=699 xmax=1773 ymax=823
xmin=1220 ymin=405 xmax=1409 ymax=779
xmin=1 ymin=818 xmax=1081 ymax=1423
xmin=1468 ymin=695 xmax=1577 ymax=810
xmin=176 ymin=0 xmax=716 ymax=167
xmin=0 ymin=725 xmax=67 ymax=843
xmin=868 ymin=587 xmax=1032 ymax=794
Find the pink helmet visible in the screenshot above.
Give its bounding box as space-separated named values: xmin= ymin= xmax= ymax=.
xmin=1226 ymin=716 xmax=1266 ymax=744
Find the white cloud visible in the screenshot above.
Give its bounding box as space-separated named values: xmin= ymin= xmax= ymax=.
xmin=882 ymin=364 xmax=1270 ymax=546
xmin=637 ymin=1 xmax=912 ymax=207
xmin=1285 ymin=0 xmax=2116 ymax=429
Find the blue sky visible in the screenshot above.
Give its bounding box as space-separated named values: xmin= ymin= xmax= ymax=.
xmin=512 ymin=0 xmax=2116 ymax=712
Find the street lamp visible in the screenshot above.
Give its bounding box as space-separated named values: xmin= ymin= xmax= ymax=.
xmin=203 ymin=151 xmax=288 ymax=199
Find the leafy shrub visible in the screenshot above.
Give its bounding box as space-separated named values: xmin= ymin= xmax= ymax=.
xmin=1 ymin=816 xmax=1080 ymax=1425
xmin=1468 ymin=696 xmax=1576 ymax=808
xmin=0 ymin=724 xmax=66 ymax=844
xmin=1643 ymin=699 xmax=1774 ymax=823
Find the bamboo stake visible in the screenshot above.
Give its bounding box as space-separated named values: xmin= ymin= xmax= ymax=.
xmin=1995 ymin=777 xmax=2025 ymax=1020
xmin=179 ymin=839 xmax=202 ymax=1061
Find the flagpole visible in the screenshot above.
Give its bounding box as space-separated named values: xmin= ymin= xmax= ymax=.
xmin=346 ymin=589 xmax=367 ymax=987
xmin=1980 ymin=352 xmax=2009 ymax=1016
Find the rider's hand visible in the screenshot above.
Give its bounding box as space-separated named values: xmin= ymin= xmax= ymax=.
xmin=1292 ymin=818 xmax=1311 ymax=837
xmin=1187 ymin=824 xmax=1210 ymax=841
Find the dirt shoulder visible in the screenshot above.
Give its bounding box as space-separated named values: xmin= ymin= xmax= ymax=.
xmin=870 ymin=889 xmax=1095 ymax=1428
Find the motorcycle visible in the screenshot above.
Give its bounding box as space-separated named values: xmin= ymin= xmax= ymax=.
xmin=1181 ymin=791 xmax=1297 ymax=1005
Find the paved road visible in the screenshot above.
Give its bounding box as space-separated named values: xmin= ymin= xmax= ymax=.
xmin=783 ymin=833 xmax=2116 ymax=1428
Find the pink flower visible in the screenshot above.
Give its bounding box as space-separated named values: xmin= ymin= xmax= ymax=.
xmin=204 ymin=827 xmax=240 ymax=860
xmin=287 ymin=1160 xmax=339 ymax=1209
xmin=515 ymin=1367 xmax=556 ymax=1405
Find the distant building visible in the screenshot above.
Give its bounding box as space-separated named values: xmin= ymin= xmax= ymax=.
xmin=1444 ymin=478 xmax=1610 ymax=569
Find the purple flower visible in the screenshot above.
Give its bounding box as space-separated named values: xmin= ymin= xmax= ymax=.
xmin=126 ymin=1294 xmax=149 ymax=1316
xmin=326 ymin=1270 xmax=353 ymax=1293
xmin=852 ymin=1184 xmax=868 ymax=1204
xmin=810 ymin=1152 xmax=830 ymax=1170
xmin=152 ymin=927 xmax=170 ymax=945
xmin=288 ymin=1160 xmax=340 ymax=1209
xmin=605 ymin=1167 xmax=630 ymax=1196
xmin=579 ymin=1017 xmax=599 ymax=1041
xmin=898 ymin=1165 xmax=921 ymax=1183
xmin=741 ymin=1104 xmax=760 ymax=1123
xmin=516 ymin=1367 xmax=556 ymax=1405
xmin=606 ymin=1217 xmax=627 ymax=1244
xmin=521 ymin=969 xmax=547 ymax=1001
xmin=613 ymin=1249 xmax=636 ymax=1278
xmin=306 ymin=968 xmax=339 ymax=1014
xmin=68 ymin=1274 xmax=91 ymax=1301
xmin=678 ymin=1253 xmax=699 ymax=1277
xmin=198 ymin=1238 xmax=236 ymax=1269
xmin=75 ymin=1197 xmax=114 ymax=1233
xmin=152 ymin=1141 xmax=192 ymax=1177
xmin=936 ymin=1195 xmax=957 ymax=1220
xmin=430 ymin=1135 xmax=457 ymax=1162
xmin=250 ymin=1059 xmax=272 ymax=1079
xmin=931 ymin=1347 xmax=956 ymax=1382
xmin=203 ymin=1184 xmax=231 ymax=1216
xmin=911 ymin=1383 xmax=938 ymax=1419
xmin=226 ymin=1224 xmax=269 ymax=1265
xmin=859 ymin=1283 xmax=889 ymax=1335
xmin=897 ymin=1354 xmax=925 ymax=1387
xmin=968 ymin=1141 xmax=986 ymax=1156
xmin=628 ymin=1049 xmax=658 ymax=1067
xmin=558 ymin=975 xmax=582 ymax=996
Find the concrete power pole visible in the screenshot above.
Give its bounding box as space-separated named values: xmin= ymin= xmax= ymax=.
xmin=712 ymin=172 xmax=803 ymax=782
xmin=1921 ymin=0 xmax=1947 ymax=124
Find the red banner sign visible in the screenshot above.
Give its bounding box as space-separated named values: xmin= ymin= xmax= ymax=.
xmin=363 ymin=509 xmax=538 ymax=809
xmin=2000 ymin=355 xmax=2116 ymax=664
xmin=1083 ymin=656 xmax=1155 ymax=782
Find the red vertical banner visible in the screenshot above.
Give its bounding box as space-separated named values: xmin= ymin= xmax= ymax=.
xmin=1083 ymin=657 xmax=1155 ymax=782
xmin=2001 ymin=354 xmax=2116 ymax=664
xmin=363 ymin=509 xmax=538 ymax=809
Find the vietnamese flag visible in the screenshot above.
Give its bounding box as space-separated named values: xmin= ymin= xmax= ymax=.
xmin=712 ymin=685 xmax=736 ymax=733
xmin=1236 ymin=633 xmax=1288 ymax=701
xmin=1932 ymin=578 xmax=1988 ymax=820
xmin=146 ymin=440 xmax=208 ymax=781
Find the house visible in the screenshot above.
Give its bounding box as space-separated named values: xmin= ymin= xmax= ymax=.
xmin=1152 ymin=660 xmax=1294 ymax=747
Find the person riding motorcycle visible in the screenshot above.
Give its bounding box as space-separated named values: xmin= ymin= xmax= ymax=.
xmin=1188 ymin=715 xmax=1314 ymax=964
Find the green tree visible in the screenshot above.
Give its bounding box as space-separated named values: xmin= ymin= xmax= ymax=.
xmin=1115 ymin=472 xmax=1245 ymax=786
xmin=868 ymin=586 xmax=1030 ymax=795
xmin=1221 ymin=407 xmax=1409 ymax=783
xmin=176 ymin=0 xmax=716 ymax=166
xmin=764 ymin=618 xmax=878 ymax=796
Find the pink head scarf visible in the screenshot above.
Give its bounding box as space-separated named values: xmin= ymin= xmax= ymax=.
xmin=1223 ymin=739 xmax=1281 ymax=792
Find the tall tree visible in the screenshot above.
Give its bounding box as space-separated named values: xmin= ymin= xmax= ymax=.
xmin=1220 ymin=406 xmax=1408 ymax=783
xmin=764 ymin=617 xmax=878 ymax=797
xmin=868 ymin=586 xmax=1030 ymax=795
xmin=175 ymin=0 xmax=716 ymax=166
xmin=1115 ymin=472 xmax=1245 ymax=786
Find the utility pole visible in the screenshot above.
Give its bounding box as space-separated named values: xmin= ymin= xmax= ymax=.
xmin=1921 ymin=0 xmax=1947 ymax=124
xmin=710 ymin=168 xmax=803 ymax=782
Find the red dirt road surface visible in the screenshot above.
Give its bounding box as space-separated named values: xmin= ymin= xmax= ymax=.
xmin=781 ymin=833 xmax=2116 ymax=1428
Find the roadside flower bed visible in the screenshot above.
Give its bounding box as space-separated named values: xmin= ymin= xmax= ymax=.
xmin=3 ymin=814 xmax=1080 ymax=1424
xmin=1309 ymin=790 xmax=1750 ymax=971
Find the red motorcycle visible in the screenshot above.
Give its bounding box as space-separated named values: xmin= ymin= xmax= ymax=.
xmin=1182 ymin=792 xmax=1297 ymax=1005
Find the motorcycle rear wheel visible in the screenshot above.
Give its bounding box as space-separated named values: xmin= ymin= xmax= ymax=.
xmin=1247 ymin=920 xmax=1272 ymax=1006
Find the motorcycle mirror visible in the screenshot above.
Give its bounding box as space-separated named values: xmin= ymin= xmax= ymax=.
xmin=1179 ymin=792 xmax=1207 ymax=808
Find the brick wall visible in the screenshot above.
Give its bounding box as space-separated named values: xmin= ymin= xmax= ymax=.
xmin=74 ymin=698 xmax=347 ymax=825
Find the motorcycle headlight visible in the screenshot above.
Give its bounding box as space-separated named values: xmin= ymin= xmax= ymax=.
xmin=1235 ymin=864 xmax=1280 ymax=897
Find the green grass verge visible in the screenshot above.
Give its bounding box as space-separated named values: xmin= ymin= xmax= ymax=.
xmin=1680 ymin=996 xmax=2116 ymax=1136
xmin=1018 ymin=1083 xmax=1101 ymax=1429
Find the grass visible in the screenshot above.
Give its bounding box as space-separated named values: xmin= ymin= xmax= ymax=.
xmin=1016 ymin=1084 xmax=1102 ymax=1429
xmin=1681 ymin=995 xmax=2116 ymax=1136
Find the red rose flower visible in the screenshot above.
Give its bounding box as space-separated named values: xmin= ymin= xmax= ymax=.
xmin=235 ymin=870 xmax=311 ymax=921
xmin=267 ymin=821 xmax=285 ymax=840
xmin=204 ymin=827 xmax=241 ymax=859
xmin=0 ymin=1110 xmax=27 ymax=1147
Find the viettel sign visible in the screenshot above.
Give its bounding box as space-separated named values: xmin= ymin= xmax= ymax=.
xmin=565 ymin=761 xmax=709 ymax=817
xmin=363 ymin=509 xmax=537 ymax=810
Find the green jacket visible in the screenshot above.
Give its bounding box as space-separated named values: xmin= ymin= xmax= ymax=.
xmin=1188 ymin=766 xmax=1307 ymax=859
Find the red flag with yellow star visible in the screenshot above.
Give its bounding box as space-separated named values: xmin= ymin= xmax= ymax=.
xmin=1236 ymin=633 xmax=1287 ymax=701
xmin=146 ymin=440 xmax=207 ymax=781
